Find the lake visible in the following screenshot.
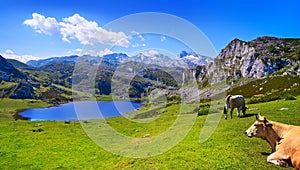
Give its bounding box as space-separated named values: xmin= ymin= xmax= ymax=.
xmin=19 ymin=101 xmax=143 ymax=121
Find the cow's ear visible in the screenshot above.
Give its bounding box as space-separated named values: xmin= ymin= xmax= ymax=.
xmin=267 ymin=123 xmax=273 ymax=128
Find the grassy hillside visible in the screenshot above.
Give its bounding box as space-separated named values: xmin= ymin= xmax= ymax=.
xmin=0 ymin=96 xmax=299 ymax=169
xmin=228 ymin=75 xmax=300 ymax=104
xmin=0 ymin=98 xmax=50 ymax=120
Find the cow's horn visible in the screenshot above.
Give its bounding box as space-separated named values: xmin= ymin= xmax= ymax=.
xmin=256 ymin=113 xmax=261 ymax=120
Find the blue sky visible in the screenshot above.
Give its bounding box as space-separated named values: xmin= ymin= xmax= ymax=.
xmin=0 ymin=0 xmax=299 ymax=62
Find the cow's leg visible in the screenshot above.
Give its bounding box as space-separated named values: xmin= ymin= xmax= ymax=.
xmin=230 ymin=108 xmax=233 ymax=119
xmin=223 ymin=106 xmax=227 ymax=120
xmin=291 ymin=151 xmax=300 ymax=169
xmin=242 ymin=106 xmax=246 ymax=116
xmin=237 ymin=107 xmax=241 ymax=117
xmin=267 ymin=151 xmax=289 ymax=167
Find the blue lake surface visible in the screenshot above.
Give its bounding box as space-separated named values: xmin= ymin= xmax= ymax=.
xmin=20 ymin=101 xmax=143 ymax=121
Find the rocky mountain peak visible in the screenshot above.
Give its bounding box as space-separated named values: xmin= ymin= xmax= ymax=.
xmin=176 ymin=51 xmax=213 ymax=67
xmin=218 ymin=38 xmax=254 ymax=60
xmin=215 ymin=37 xmax=300 ymax=83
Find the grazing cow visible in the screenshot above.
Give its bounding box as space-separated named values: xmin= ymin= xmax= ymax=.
xmin=245 ymin=114 xmax=300 ymax=169
xmin=223 ymin=95 xmax=246 ymax=119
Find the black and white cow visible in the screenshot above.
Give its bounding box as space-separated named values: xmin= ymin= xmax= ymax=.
xmin=223 ymin=95 xmax=246 ymax=119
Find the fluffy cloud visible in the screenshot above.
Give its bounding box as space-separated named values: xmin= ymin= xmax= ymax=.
xmin=1 ymin=49 xmax=41 ymax=63
xmin=24 ymin=13 xmax=59 ymax=35
xmin=24 ymin=13 xmax=130 ymax=47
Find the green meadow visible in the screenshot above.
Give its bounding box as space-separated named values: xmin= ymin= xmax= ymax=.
xmin=0 ymin=97 xmax=299 ymax=169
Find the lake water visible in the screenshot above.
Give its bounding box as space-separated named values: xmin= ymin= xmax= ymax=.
xmin=19 ymin=101 xmax=143 ymax=121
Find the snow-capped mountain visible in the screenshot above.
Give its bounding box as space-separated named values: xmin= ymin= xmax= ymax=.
xmin=26 ymin=51 xmax=212 ymax=69
xmin=127 ymin=51 xmax=213 ymax=68
xmin=127 ymin=52 xmax=185 ymax=68
xmin=176 ymin=51 xmax=213 ymax=68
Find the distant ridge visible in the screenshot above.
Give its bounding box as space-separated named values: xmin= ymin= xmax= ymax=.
xmin=26 ymin=55 xmax=79 ymax=67
xmin=26 ymin=51 xmax=213 ymax=69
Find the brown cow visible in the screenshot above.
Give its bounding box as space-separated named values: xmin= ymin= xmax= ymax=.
xmin=245 ymin=114 xmax=300 ymax=169
xmin=223 ymin=95 xmax=246 ymax=119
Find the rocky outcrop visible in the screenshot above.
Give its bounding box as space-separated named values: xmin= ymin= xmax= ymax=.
xmin=0 ymin=55 xmax=24 ymax=81
xmin=10 ymin=82 xmax=35 ymax=99
xmin=215 ymin=37 xmax=300 ymax=83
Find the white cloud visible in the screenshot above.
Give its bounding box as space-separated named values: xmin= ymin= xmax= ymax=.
xmin=4 ymin=49 xmax=14 ymax=55
xmin=24 ymin=13 xmax=59 ymax=35
xmin=98 ymin=48 xmax=113 ymax=56
xmin=130 ymin=31 xmax=147 ymax=48
xmin=131 ymin=30 xmax=145 ymax=42
xmin=24 ymin=13 xmax=131 ymax=47
xmin=74 ymin=48 xmax=83 ymax=53
xmin=65 ymin=48 xmax=83 ymax=55
xmin=131 ymin=43 xmax=146 ymax=48
xmin=59 ymin=14 xmax=99 ymax=44
xmin=60 ymin=14 xmax=131 ymax=46
xmin=142 ymin=50 xmax=159 ymax=56
xmin=1 ymin=49 xmax=41 ymax=63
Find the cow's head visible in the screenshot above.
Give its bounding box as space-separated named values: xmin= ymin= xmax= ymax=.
xmin=245 ymin=114 xmax=272 ymax=138
xmin=242 ymin=106 xmax=247 ymax=115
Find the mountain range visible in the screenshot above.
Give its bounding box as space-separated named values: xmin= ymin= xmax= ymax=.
xmin=25 ymin=51 xmax=212 ymax=68
xmin=1 ymin=36 xmax=300 ymax=102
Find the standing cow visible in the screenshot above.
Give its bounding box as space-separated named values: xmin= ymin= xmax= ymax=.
xmin=223 ymin=95 xmax=246 ymax=119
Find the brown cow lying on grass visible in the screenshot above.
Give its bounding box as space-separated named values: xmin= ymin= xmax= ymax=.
xmin=223 ymin=95 xmax=247 ymax=119
xmin=245 ymin=114 xmax=300 ymax=169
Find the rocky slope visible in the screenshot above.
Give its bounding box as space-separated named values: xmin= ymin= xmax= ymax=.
xmin=0 ymin=55 xmax=25 ymax=81
xmin=213 ymin=36 xmax=300 ymax=84
xmin=0 ymin=55 xmax=38 ymax=99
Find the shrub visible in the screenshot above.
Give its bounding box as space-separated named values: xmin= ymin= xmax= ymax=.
xmin=268 ymin=44 xmax=275 ymax=53
xmin=247 ymin=94 xmax=281 ymax=104
xmin=284 ymin=94 xmax=297 ymax=100
xmin=198 ymin=104 xmax=210 ymax=116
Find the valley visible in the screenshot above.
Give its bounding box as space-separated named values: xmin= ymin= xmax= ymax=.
xmin=1 ymin=36 xmax=300 ymax=169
